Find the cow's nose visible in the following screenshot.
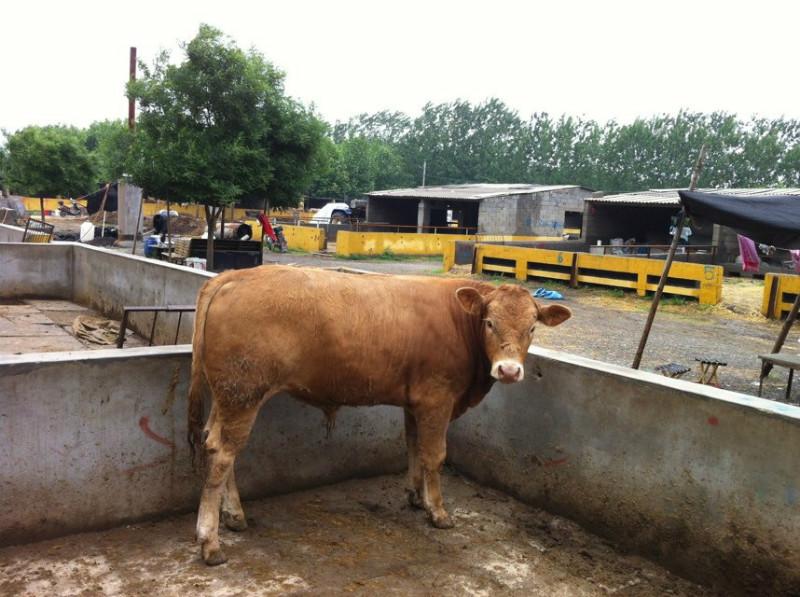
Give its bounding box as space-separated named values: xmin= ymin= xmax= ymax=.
xmin=493 ymin=360 xmax=524 ymax=383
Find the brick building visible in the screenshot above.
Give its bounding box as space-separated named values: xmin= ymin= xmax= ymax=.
xmin=365 ymin=183 xmax=593 ymax=236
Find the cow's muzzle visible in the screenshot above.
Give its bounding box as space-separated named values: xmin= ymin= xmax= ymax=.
xmin=491 ymin=360 xmax=524 ymax=383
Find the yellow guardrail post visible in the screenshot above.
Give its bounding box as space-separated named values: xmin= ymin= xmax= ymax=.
xmin=762 ymin=274 xmax=800 ymax=319
xmin=443 ymin=241 xmax=456 ymax=272
xmin=515 ymin=256 xmax=527 ymax=281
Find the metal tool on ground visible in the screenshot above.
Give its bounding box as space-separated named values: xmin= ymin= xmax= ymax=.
xmin=655 ymin=363 xmax=691 ymax=379
xmin=696 ymin=358 xmax=726 ymax=386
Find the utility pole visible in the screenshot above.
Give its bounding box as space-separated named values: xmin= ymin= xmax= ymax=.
xmin=421 ymin=160 xmax=427 ymax=187
xmin=128 ymin=47 xmax=137 ymax=131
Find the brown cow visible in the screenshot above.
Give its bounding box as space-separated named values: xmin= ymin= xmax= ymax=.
xmin=188 ymin=265 xmax=571 ymax=565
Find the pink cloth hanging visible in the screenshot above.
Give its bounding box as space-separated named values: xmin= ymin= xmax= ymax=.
xmin=737 ymin=235 xmax=760 ymax=273
xmin=791 ymin=250 xmax=800 ymax=273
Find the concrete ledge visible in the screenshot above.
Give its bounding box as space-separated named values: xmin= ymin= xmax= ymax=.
xmin=448 ymin=346 xmax=800 ymax=594
xmin=0 ymin=346 xmax=405 ymax=546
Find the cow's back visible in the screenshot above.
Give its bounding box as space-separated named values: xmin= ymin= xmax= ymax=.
xmin=199 ymin=266 xmax=481 ymax=409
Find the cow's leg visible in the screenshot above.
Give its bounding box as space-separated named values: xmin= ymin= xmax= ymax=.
xmin=196 ymin=402 xmax=260 ymax=565
xmin=404 ymin=410 xmax=424 ymax=509
xmin=221 ymin=466 xmax=247 ymax=532
xmin=416 ymin=403 xmax=454 ymax=529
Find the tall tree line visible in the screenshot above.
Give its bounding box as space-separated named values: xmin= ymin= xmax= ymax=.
xmin=310 ymin=100 xmax=800 ymax=198
xmin=3 ymin=98 xmax=800 ymax=201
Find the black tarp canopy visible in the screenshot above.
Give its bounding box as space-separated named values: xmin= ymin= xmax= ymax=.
xmin=678 ymin=190 xmax=800 ymax=249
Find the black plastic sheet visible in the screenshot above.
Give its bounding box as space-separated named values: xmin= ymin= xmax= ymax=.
xmin=679 ymin=190 xmax=800 ymax=249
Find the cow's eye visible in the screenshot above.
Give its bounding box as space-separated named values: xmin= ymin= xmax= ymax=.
xmin=485 ymin=320 xmax=493 ymax=329
xmin=529 ymin=325 xmax=536 ymax=335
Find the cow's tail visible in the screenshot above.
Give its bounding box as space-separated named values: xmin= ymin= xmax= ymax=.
xmin=188 ymin=275 xmax=225 ymax=472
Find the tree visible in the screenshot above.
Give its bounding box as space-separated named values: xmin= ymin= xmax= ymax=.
xmin=85 ymin=119 xmax=132 ymax=182
xmin=4 ymin=125 xmax=95 ymax=197
xmin=127 ymin=24 xmax=324 ymax=269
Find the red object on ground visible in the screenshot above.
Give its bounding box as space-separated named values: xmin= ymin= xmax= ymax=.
xmin=257 ymin=213 xmax=278 ymax=243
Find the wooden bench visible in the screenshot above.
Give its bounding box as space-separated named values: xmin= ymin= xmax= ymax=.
xmin=758 ymin=353 xmax=800 ymax=402
xmin=695 ymin=358 xmax=726 ymax=386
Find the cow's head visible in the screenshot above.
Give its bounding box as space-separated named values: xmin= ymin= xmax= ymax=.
xmin=456 ymin=284 xmax=571 ymax=383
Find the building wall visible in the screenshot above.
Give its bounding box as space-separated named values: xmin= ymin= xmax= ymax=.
xmin=478 ymin=195 xmax=520 ymax=234
xmin=448 ymin=346 xmax=800 ymax=594
xmin=480 ymin=188 xmax=591 ymax=235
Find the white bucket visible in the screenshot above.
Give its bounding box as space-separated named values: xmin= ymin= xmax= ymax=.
xmin=79 ymin=222 xmax=95 ymax=243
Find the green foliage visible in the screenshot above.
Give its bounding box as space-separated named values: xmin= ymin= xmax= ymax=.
xmin=309 ymin=135 xmax=410 ymax=199
xmin=126 ymin=24 xmax=324 ymax=211
xmin=4 ymin=125 xmax=96 ymax=197
xmin=85 ymin=120 xmax=132 ymax=182
xmin=325 ymin=100 xmax=800 ymax=194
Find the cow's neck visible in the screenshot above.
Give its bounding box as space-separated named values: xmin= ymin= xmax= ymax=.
xmin=452 ymin=303 xmax=495 ymax=419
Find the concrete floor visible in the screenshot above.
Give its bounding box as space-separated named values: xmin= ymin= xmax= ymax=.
xmin=0 ymin=473 xmax=712 ymax=596
xmin=0 ymin=299 xmax=145 ymax=355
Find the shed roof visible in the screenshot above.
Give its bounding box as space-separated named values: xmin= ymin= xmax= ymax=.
xmin=367 ymin=183 xmax=588 ymax=201
xmin=586 ymin=188 xmax=800 ymax=206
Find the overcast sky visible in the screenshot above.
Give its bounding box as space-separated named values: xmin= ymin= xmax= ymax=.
xmin=2 ymin=0 xmax=799 ymax=135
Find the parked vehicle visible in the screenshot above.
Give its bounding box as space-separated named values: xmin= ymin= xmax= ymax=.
xmin=309 ymin=202 xmax=351 ymax=225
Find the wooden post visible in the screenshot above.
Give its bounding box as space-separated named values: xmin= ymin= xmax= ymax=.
xmin=632 ymin=144 xmax=706 ymax=370
xmin=766 ymin=276 xmax=779 ymax=320
xmin=762 ymin=291 xmax=800 ymax=380
xmin=131 ymin=192 xmax=144 ymax=255
xmin=569 ymin=253 xmax=579 ymax=288
xmin=39 ymin=197 xmax=45 ymax=224
xmin=166 ymin=199 xmax=172 ymax=261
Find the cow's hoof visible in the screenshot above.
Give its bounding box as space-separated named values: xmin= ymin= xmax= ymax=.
xmin=202 ymin=545 xmax=228 ymax=566
xmin=406 ymin=489 xmax=424 ymax=510
xmin=430 ymin=512 xmax=455 ymax=529
xmin=222 ymin=511 xmax=248 ymax=532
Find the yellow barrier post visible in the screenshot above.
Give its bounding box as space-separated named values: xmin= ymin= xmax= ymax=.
xmin=442 ymin=242 xmax=456 ymax=272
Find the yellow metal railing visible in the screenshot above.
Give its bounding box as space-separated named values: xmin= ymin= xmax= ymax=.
xmin=762 ymin=273 xmax=800 ymax=319
xmin=454 ymin=244 xmax=723 ymax=305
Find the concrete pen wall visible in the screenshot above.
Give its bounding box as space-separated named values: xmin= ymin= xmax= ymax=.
xmin=447 ymin=346 xmax=800 ymax=594
xmin=70 ymin=243 xmax=214 ymax=344
xmin=0 ymin=243 xmax=214 ymax=345
xmin=0 ymin=346 xmax=406 ymax=546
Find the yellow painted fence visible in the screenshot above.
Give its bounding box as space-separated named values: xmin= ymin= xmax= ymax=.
xmin=21 ymin=197 xmax=303 ymax=221
xmin=242 ymin=221 xmax=326 ymax=252
xmin=337 ymin=231 xmax=476 ymax=257
xmin=762 ymin=273 xmax=800 ymax=319
xmin=336 ymin=231 xmax=563 ymax=257
xmin=450 ymin=243 xmax=723 ymax=305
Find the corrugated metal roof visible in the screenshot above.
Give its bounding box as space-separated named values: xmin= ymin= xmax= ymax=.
xmin=586 ymin=188 xmax=800 ymax=206
xmin=367 ymin=183 xmax=586 ymax=201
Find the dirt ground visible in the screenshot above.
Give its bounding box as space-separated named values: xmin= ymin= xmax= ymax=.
xmin=0 ymin=473 xmax=713 ymax=596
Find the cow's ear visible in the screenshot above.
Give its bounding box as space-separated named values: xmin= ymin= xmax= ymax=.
xmin=455 ymin=287 xmax=484 ymax=315
xmin=537 ymin=304 xmax=572 ymax=327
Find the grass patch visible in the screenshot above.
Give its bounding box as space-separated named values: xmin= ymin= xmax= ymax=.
xmin=661 ymin=296 xmax=688 ymax=306
xmin=343 ymin=250 xmax=440 ymax=262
